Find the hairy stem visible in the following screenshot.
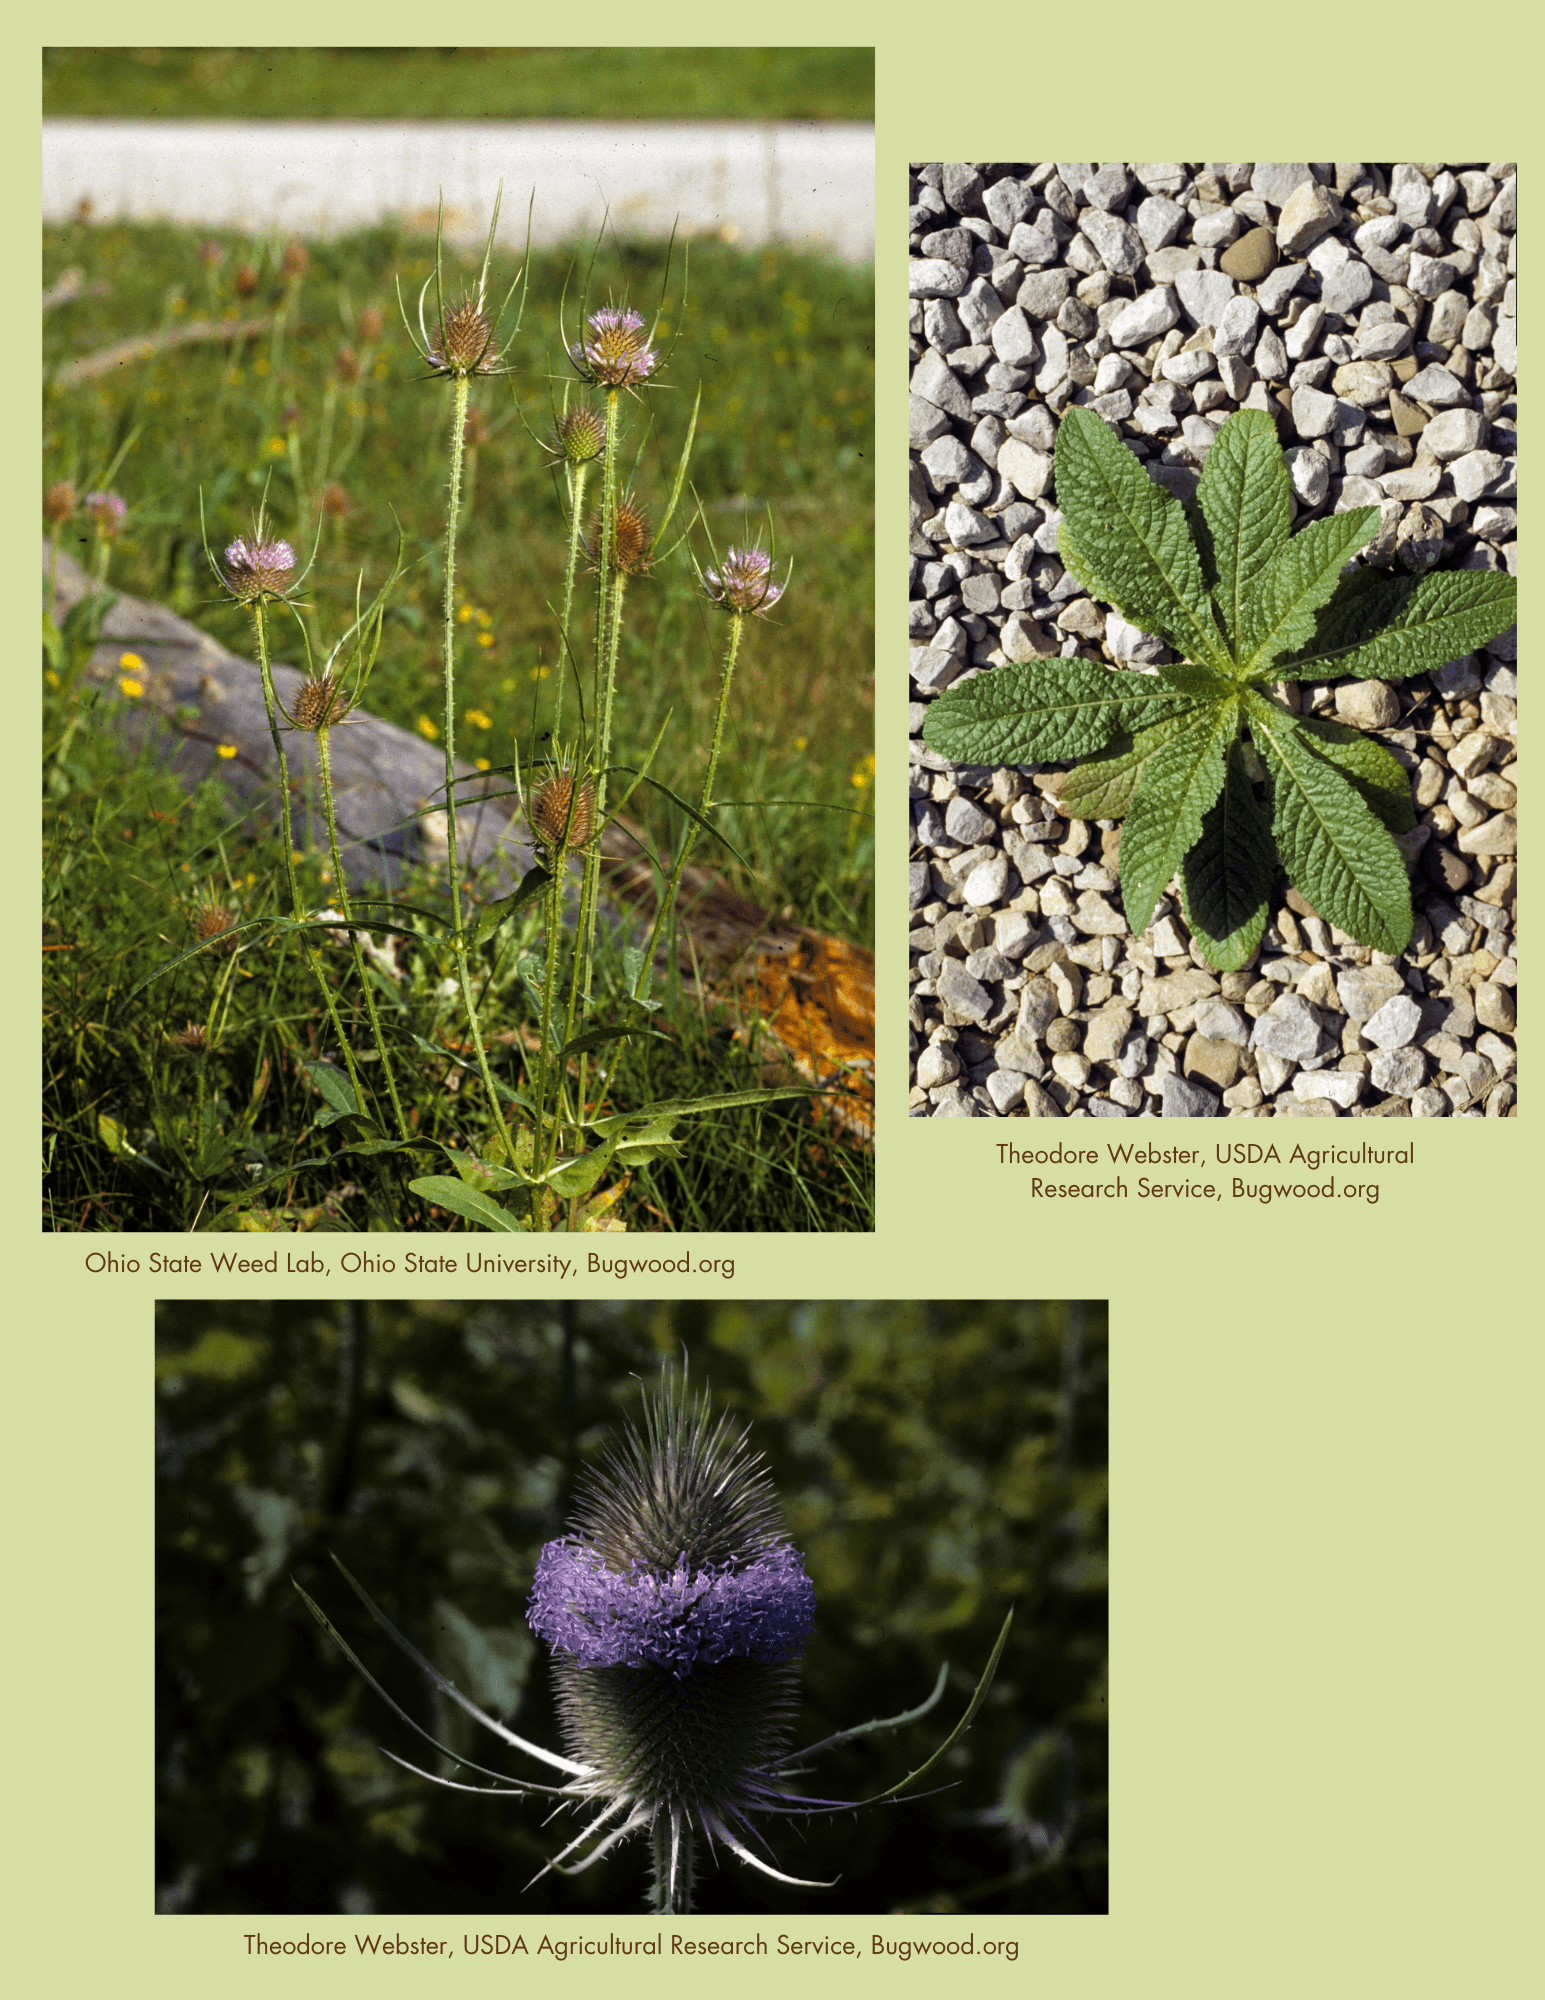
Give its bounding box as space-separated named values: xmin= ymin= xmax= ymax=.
xmin=251 ymin=598 xmax=372 ymax=1121
xmin=441 ymin=371 xmax=515 ymax=1161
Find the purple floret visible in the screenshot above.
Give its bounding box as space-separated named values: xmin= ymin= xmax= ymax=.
xmin=569 ymin=306 xmax=659 ymax=389
xmin=529 ymin=1538 xmax=815 ymax=1677
xmin=702 ymin=546 xmax=786 ymax=615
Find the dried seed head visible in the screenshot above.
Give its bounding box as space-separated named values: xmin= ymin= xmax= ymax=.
xmin=430 ymin=297 xmax=500 ymax=377
xmin=334 ymin=342 xmax=360 ymax=384
xmin=170 ymin=1022 xmax=210 ymax=1052
xmin=702 ymin=545 xmax=786 ymax=616
xmin=44 ymin=480 xmax=77 ymax=525
xmin=292 ymin=675 xmax=352 ymax=731
xmin=233 ymin=261 xmax=259 ymax=297
xmin=192 ymin=900 xmax=239 ymax=952
xmin=195 ymin=238 xmax=225 ymax=269
xmin=358 ymin=304 xmax=385 ymax=343
xmin=570 ymin=305 xmax=659 ymax=389
xmin=552 ymin=404 xmax=606 ymax=464
xmin=320 ymin=481 xmax=351 ymax=519
xmin=528 ymin=769 xmax=597 ymax=851
xmin=281 ymin=242 xmax=310 ymax=281
xmin=221 ymin=535 xmax=297 ymax=603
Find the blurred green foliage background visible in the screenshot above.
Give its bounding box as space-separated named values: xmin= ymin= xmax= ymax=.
xmin=44 ymin=47 xmax=874 ymax=122
xmin=156 ymin=1299 xmax=1107 ymax=1915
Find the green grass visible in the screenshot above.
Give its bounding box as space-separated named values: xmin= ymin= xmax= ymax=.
xmin=43 ymin=47 xmax=874 ymax=121
xmin=42 ymin=215 xmax=873 ymax=1233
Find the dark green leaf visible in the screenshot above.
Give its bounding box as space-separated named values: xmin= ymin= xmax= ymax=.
xmin=407 ymin=1175 xmax=531 ymax=1232
xmin=1292 ymin=714 xmax=1416 ymax=836
xmin=299 ymin=1059 xmax=361 ymax=1119
xmin=1272 ymin=566 xmax=1518 ymax=682
xmin=1055 ymin=710 xmax=1199 ymax=821
xmin=1246 ymin=692 xmax=1413 ymax=954
xmin=923 ymin=659 xmax=1191 ymax=767
xmin=1193 ymin=407 xmax=1292 ymax=661
xmin=1243 ymin=506 xmax=1382 ymax=673
xmin=1053 ymin=406 xmax=1229 ymax=669
xmin=1115 ymin=698 xmax=1237 ymax=936
xmin=1179 ymin=739 xmax=1277 ymax=971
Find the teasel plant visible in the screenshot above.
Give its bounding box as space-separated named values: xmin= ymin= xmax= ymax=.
xmin=297 ymin=1365 xmax=1011 ymax=1914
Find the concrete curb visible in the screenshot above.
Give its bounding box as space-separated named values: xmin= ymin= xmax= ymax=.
xmin=43 ymin=118 xmax=875 ymax=263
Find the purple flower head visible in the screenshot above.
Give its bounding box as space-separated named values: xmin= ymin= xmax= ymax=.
xmin=84 ymin=490 xmax=127 ymax=537
xmin=221 ymin=535 xmax=297 ymax=603
xmin=569 ymin=305 xmax=659 ymax=389
xmin=529 ymin=1538 xmax=815 ymax=1678
xmin=702 ymin=545 xmax=786 ymax=616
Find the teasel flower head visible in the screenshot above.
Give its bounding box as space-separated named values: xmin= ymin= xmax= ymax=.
xmin=358 ymin=304 xmax=385 ymax=344
xmin=169 ymin=1021 xmax=210 ymax=1053
xmin=550 ymin=403 xmax=606 ymax=465
xmin=425 ymin=293 xmax=501 ymax=379
xmin=334 ymin=342 xmax=360 ymax=385
xmin=195 ymin=237 xmax=225 ymax=270
xmin=44 ymin=480 xmax=77 ymax=526
xmin=191 ymin=898 xmax=240 ymax=953
xmin=320 ymin=481 xmax=352 ymax=520
xmin=233 ymin=261 xmax=259 ymax=298
xmin=85 ymin=490 xmax=127 ymax=538
xmin=701 ymin=545 xmax=786 ymax=617
xmin=525 ymin=1368 xmax=822 ymax=1910
xmin=298 ymin=1367 xmax=1011 ymax=1917
xmin=527 ymin=767 xmax=597 ymax=853
xmin=586 ymin=497 xmax=653 ymax=576
xmin=291 ymin=674 xmax=353 ymax=732
xmin=281 ymin=242 xmax=310 ymax=284
xmin=569 ymin=305 xmax=658 ymax=390
xmin=220 ymin=534 xmax=297 ymax=604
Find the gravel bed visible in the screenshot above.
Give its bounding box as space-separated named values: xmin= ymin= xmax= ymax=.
xmin=909 ymin=162 xmax=1516 ymax=1118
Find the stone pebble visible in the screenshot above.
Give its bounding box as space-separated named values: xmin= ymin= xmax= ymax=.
xmin=910 ymin=162 xmax=1517 ymax=1117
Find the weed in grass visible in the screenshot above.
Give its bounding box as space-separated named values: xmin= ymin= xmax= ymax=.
xmin=43 ymin=199 xmax=873 ymax=1233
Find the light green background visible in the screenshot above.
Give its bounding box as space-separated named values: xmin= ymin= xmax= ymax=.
xmin=24 ymin=4 xmax=1537 ymax=1996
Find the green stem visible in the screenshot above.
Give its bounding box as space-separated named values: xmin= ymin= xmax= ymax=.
xmin=250 ymin=598 xmax=372 ymax=1122
xmin=317 ymin=724 xmax=410 ymax=1141
xmin=649 ymin=1816 xmax=694 ymax=1917
xmin=631 ymin=610 xmax=745 ymax=1003
xmin=531 ymin=856 xmax=566 ymax=1210
xmin=441 ymin=371 xmax=516 ymax=1162
xmin=553 ymin=456 xmax=591 ymax=747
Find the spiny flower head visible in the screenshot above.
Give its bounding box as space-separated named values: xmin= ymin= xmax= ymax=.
xmin=358 ymin=304 xmax=385 ymax=343
xmin=570 ymin=305 xmax=659 ymax=390
xmin=702 ymin=546 xmax=786 ymax=616
xmin=221 ymin=535 xmax=297 ymax=604
xmin=169 ymin=1022 xmax=210 ymax=1052
xmin=427 ymin=296 xmax=501 ymax=378
xmin=191 ymin=899 xmax=239 ymax=951
xmin=291 ymin=674 xmax=352 ymax=732
xmin=195 ymin=238 xmax=225 ymax=269
xmin=527 ymin=768 xmax=597 ymax=852
xmin=587 ymin=498 xmax=653 ymax=576
xmin=44 ymin=480 xmax=77 ymax=525
xmin=551 ymin=404 xmax=606 ymax=464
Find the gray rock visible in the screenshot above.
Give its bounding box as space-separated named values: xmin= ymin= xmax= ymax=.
xmin=1369 ymin=1046 xmax=1427 ymax=1097
xmin=1402 ymin=363 xmax=1468 ymax=406
xmin=998 ymin=439 xmax=1056 ymax=500
xmin=1016 ymin=268 xmax=1076 ymax=319
xmin=1161 ymin=1072 xmax=1221 ymax=1117
xmin=1291 ymin=385 xmax=1339 ymax=437
xmin=1174 ymin=267 xmax=1237 ymax=330
xmin=991 ymin=306 xmax=1040 ymax=365
xmin=910 ymin=258 xmax=969 ymax=299
xmin=1212 ymin=294 xmax=1261 ymax=358
xmin=1277 ymin=179 xmax=1342 ymax=255
xmin=962 ymin=854 xmax=1011 ymax=907
xmin=912 ymin=347 xmax=973 ymax=418
xmin=943 ymin=499 xmax=996 ymax=545
xmin=1081 ymin=207 xmax=1145 ymax=277
xmin=1251 ymin=992 xmax=1325 ymax=1062
xmin=1193 ymin=997 xmax=1249 ymax=1045
xmin=916 ymin=1042 xmax=961 ymax=1089
xmin=1423 ymin=407 xmax=1485 ymax=460
xmin=1361 ymin=994 xmax=1424 ymax=1049
xmin=1252 ymin=163 xmax=1315 ymax=209
xmin=943 ymin=796 xmax=995 ymax=845
xmin=984 ymin=1067 xmax=1026 ymax=1113
xmin=1108 ymin=287 xmax=1180 ymax=347
xmin=937 ymin=957 xmax=993 ymax=1024
xmin=1291 ymin=1070 xmax=1363 ymax=1108
xmin=1136 ymin=193 xmax=1187 ymax=249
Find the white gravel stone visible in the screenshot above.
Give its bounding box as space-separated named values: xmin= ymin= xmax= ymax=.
xmin=1108 ymin=288 xmax=1180 ymax=347
xmin=1174 ymin=267 xmax=1236 ymax=330
xmin=1291 ymin=1070 xmax=1363 ymax=1108
xmin=1370 ymin=1047 xmax=1428 ymax=1096
xmin=1361 ymin=994 xmax=1424 ymax=1050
